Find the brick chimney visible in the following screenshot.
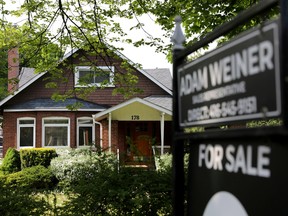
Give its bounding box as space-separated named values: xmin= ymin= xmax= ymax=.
xmin=7 ymin=47 xmax=20 ymax=93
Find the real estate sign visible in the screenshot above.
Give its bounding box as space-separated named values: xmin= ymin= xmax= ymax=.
xmin=188 ymin=139 xmax=288 ymax=215
xmin=177 ymin=19 xmax=281 ymax=128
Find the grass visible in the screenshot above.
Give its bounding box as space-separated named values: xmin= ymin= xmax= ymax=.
xmin=33 ymin=190 xmax=70 ymax=214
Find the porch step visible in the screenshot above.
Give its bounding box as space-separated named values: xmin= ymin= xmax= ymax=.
xmin=121 ymin=162 xmax=155 ymax=171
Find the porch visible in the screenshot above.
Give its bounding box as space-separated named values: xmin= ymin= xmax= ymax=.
xmin=92 ymin=97 xmax=173 ymax=169
xmin=117 ymin=145 xmax=171 ymax=170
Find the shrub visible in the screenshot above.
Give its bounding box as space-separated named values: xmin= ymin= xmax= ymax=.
xmin=155 ymin=153 xmax=172 ymax=172
xmin=61 ymin=167 xmax=173 ymax=215
xmin=50 ymin=149 xmax=172 ymax=215
xmin=0 ymin=176 xmax=49 ymax=215
xmin=20 ymin=148 xmax=58 ymax=169
xmin=50 ymin=148 xmax=117 ymax=186
xmin=5 ymin=165 xmax=58 ymax=189
xmin=0 ymin=147 xmax=21 ymax=174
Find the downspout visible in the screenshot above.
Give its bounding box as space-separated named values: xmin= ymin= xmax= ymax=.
xmin=108 ymin=112 xmax=112 ymax=153
xmin=161 ymin=112 xmax=165 ymax=155
xmin=93 ymin=119 xmax=103 ymax=149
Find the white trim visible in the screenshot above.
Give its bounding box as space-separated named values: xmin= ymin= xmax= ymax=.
xmin=160 ymin=113 xmax=165 ymax=155
xmin=93 ymin=97 xmax=172 ymax=120
xmin=62 ymin=46 xmax=172 ymax=95
xmin=17 ymin=117 xmax=36 ymax=149
xmin=112 ymin=49 xmax=172 ymax=95
xmin=108 ymin=112 xmax=112 ymax=153
xmin=0 ymin=46 xmax=171 ymax=108
xmin=0 ymin=72 xmax=46 ymax=107
xmin=93 ymin=120 xmax=103 ymax=148
xmin=42 ymin=117 xmax=70 ymax=148
xmin=75 ymin=66 xmax=115 ymax=87
xmin=76 ymin=117 xmax=95 ymax=147
xmin=3 ymin=108 xmax=105 ymax=112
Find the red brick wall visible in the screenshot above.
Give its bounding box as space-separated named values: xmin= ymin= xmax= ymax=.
xmin=1 ymin=49 xmax=171 ymax=157
xmin=7 ymin=49 xmax=170 ymax=108
xmin=2 ymin=111 xmax=97 ymax=156
xmin=7 ymin=47 xmax=19 ymax=93
xmin=101 ymin=120 xmax=119 ymax=153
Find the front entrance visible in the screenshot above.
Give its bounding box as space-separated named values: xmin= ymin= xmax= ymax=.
xmin=125 ymin=122 xmax=155 ymax=163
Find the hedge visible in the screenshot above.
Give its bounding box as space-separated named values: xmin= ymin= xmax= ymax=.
xmin=20 ymin=148 xmax=58 ymax=169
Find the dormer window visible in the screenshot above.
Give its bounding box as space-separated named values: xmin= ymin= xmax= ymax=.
xmin=75 ymin=66 xmax=114 ymax=87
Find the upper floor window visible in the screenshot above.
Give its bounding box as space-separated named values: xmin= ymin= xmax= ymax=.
xmin=42 ymin=117 xmax=70 ymax=147
xmin=75 ymin=66 xmax=114 ymax=87
xmin=17 ymin=117 xmax=36 ymax=148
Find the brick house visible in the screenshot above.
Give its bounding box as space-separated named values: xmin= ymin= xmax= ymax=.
xmin=0 ymin=46 xmax=172 ymax=166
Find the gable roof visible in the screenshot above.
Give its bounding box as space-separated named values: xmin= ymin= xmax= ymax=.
xmin=0 ymin=47 xmax=172 ymax=107
xmin=18 ymin=67 xmax=37 ymax=87
xmin=62 ymin=47 xmax=172 ymax=94
xmin=143 ymin=95 xmax=172 ymax=111
xmin=145 ymin=68 xmax=172 ymax=91
xmin=0 ymin=68 xmax=46 ymax=107
xmin=92 ymin=96 xmax=172 ymax=121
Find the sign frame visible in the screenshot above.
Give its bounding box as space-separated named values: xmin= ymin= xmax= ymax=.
xmin=177 ymin=19 xmax=282 ymax=128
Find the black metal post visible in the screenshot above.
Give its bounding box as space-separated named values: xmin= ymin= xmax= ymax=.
xmin=280 ymin=0 xmax=288 ymax=128
xmin=171 ymin=16 xmax=186 ymax=216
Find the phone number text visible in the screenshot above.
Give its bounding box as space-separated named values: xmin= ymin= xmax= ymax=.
xmin=187 ymin=96 xmax=257 ymax=122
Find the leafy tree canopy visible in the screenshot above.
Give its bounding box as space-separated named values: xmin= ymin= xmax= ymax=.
xmin=0 ymin=0 xmax=279 ymax=100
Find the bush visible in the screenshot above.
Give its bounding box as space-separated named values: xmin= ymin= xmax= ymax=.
xmin=155 ymin=153 xmax=172 ymax=172
xmin=50 ymin=148 xmax=117 ymax=187
xmin=20 ymin=148 xmax=58 ymax=169
xmin=5 ymin=165 xmax=58 ymax=189
xmin=61 ymin=167 xmax=173 ymax=215
xmin=0 ymin=147 xmax=21 ymax=174
xmin=0 ymin=176 xmax=49 ymax=215
xmin=50 ymin=149 xmax=173 ymax=215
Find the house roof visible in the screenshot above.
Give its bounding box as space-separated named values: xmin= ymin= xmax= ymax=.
xmin=145 ymin=68 xmax=172 ymax=91
xmin=0 ymin=67 xmax=46 ymax=107
xmin=92 ymin=97 xmax=172 ymax=121
xmin=62 ymin=47 xmax=172 ymax=94
xmin=143 ymin=95 xmax=172 ymax=111
xmin=18 ymin=67 xmax=37 ymax=87
xmin=3 ymin=98 xmax=107 ymax=112
xmin=0 ymin=47 xmax=172 ymax=108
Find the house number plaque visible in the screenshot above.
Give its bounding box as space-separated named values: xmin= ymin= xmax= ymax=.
xmin=131 ymin=115 xmax=140 ymax=120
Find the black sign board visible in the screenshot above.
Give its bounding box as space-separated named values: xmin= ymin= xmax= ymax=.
xmin=178 ymin=19 xmax=281 ymax=128
xmin=188 ymin=138 xmax=288 ymax=216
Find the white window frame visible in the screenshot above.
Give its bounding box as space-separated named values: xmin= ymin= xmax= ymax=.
xmin=42 ymin=117 xmax=70 ymax=148
xmin=75 ymin=66 xmax=114 ymax=87
xmin=77 ymin=117 xmax=95 ymax=147
xmin=17 ymin=117 xmax=36 ymax=148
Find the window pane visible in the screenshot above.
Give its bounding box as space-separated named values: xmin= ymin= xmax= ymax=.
xmin=20 ymin=127 xmax=34 ymax=147
xmin=79 ymin=127 xmax=92 ymax=146
xmin=94 ymin=72 xmax=109 ymax=83
xmin=45 ymin=127 xmax=68 ymax=146
xmin=19 ymin=119 xmax=34 ymax=124
xmin=79 ymin=70 xmax=94 ymax=84
xmin=44 ymin=119 xmax=69 ymax=124
xmin=78 ymin=119 xmax=93 ymax=124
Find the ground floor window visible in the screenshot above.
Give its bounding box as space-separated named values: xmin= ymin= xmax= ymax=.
xmin=77 ymin=117 xmax=94 ymax=147
xmin=43 ymin=117 xmax=70 ymax=147
xmin=17 ymin=117 xmax=35 ymax=148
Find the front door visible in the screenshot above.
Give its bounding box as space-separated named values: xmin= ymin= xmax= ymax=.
xmin=125 ymin=122 xmax=153 ymax=162
xmin=134 ymin=122 xmax=152 ymax=157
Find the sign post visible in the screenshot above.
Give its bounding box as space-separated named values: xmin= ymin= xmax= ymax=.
xmin=171 ymin=16 xmax=186 ymax=216
xmin=171 ymin=0 xmax=288 ymax=215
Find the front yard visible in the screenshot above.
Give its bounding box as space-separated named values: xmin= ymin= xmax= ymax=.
xmin=0 ymin=148 xmax=175 ymax=215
